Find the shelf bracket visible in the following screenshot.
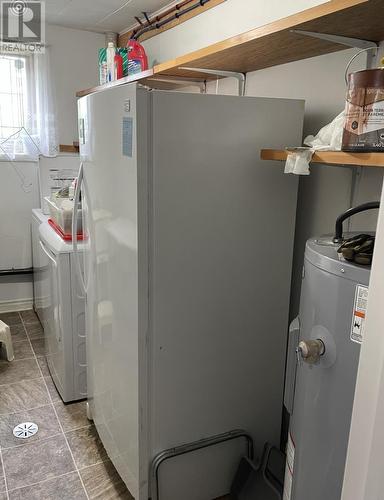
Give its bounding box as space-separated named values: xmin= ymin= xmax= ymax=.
xmin=146 ymin=76 xmax=207 ymax=93
xmin=291 ymin=30 xmax=378 ymax=50
xmin=179 ymin=67 xmax=246 ymax=96
xmin=291 ymin=30 xmax=378 ymax=66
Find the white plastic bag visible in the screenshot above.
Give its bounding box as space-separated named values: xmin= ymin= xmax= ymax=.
xmin=284 ymin=149 xmax=313 ymax=175
xmin=304 ymin=111 xmax=345 ymax=150
xmin=284 ymin=111 xmax=345 ymax=176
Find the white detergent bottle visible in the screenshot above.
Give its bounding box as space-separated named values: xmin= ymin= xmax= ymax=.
xmin=106 ymin=42 xmax=115 ymax=82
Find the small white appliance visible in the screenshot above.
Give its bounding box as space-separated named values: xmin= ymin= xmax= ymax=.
xmin=75 ymin=83 xmax=305 ymax=500
xmin=32 ymin=152 xmax=86 ymax=403
xmin=37 ymin=221 xmax=86 ymax=402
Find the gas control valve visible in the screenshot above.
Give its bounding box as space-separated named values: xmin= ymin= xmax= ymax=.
xmin=296 ymin=339 xmax=325 ymax=365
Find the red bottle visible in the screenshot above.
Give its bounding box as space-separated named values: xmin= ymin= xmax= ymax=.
xmin=114 ymin=52 xmax=123 ymax=80
xmin=127 ymin=40 xmax=148 ymax=75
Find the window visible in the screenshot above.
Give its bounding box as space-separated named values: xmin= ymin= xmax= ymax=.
xmin=0 ymin=54 xmax=29 ymax=156
xmin=0 ymin=50 xmax=58 ymax=159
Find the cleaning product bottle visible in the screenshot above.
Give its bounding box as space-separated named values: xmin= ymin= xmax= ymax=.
xmin=114 ymin=51 xmax=123 ymax=80
xmin=99 ymin=53 xmax=107 ymax=85
xmin=106 ymin=42 xmax=116 ymax=82
xmin=127 ymin=40 xmax=148 ymax=75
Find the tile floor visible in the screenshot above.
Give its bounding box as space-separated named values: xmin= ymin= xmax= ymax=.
xmin=0 ymin=310 xmax=133 ymax=500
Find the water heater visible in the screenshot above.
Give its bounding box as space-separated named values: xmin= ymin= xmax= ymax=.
xmin=283 ymin=203 xmax=378 ymax=500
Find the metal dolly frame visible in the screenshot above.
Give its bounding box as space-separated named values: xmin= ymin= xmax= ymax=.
xmin=149 ymin=428 xmax=254 ymax=500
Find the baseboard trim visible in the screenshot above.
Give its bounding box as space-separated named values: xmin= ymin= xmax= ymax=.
xmin=0 ymin=298 xmax=33 ymax=313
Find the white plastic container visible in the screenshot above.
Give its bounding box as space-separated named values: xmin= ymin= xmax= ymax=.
xmin=38 ymin=155 xmax=79 ymax=215
xmin=45 ymin=196 xmax=82 ymax=237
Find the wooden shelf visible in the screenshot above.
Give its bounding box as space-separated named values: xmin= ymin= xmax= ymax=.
xmin=76 ymin=69 xmax=154 ymax=98
xmin=59 ymin=144 xmax=79 ymax=153
xmin=152 ymin=0 xmax=383 ymax=80
xmin=77 ymin=0 xmax=384 ymax=96
xmin=260 ymin=149 xmax=384 ymax=168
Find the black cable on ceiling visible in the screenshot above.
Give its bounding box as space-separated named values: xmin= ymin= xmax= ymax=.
xmin=131 ymin=0 xmax=210 ymax=40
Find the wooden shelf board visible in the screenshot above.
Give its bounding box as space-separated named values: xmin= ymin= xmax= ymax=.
xmin=76 ymin=0 xmax=384 ymax=96
xmin=76 ymin=69 xmax=154 ymax=98
xmin=153 ymin=0 xmax=384 ymax=79
xmin=59 ymin=144 xmax=79 ymax=153
xmin=260 ymin=149 xmax=384 ymax=168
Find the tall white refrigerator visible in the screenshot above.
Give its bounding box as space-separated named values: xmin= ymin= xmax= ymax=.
xmin=75 ymin=83 xmax=304 ymax=500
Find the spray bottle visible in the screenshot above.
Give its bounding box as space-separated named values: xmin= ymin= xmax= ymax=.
xmin=106 ymin=42 xmax=116 ymax=82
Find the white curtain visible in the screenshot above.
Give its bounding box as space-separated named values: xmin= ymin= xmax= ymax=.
xmin=0 ymin=48 xmax=58 ymax=160
xmin=27 ymin=49 xmax=59 ymax=157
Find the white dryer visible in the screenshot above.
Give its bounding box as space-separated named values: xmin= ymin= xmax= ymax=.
xmin=38 ymin=221 xmax=86 ymax=402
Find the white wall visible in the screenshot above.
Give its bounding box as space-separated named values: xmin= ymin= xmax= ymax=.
xmin=0 ymin=25 xmax=103 ymax=308
xmin=46 ymin=24 xmax=104 ymax=145
xmin=0 ymin=161 xmax=39 ymax=308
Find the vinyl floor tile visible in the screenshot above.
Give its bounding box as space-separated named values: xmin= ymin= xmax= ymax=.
xmin=8 ymin=325 xmax=27 ymax=342
xmin=44 ymin=377 xmax=61 ymax=403
xmin=19 ymin=310 xmax=38 ymax=325
xmin=0 ymin=460 xmax=5 ymax=492
xmin=80 ymin=460 xmax=133 ymax=499
xmin=0 ymin=378 xmax=50 ymax=415
xmin=37 ymin=356 xmax=50 ymax=377
xmin=8 ymin=472 xmax=87 ymax=500
xmin=2 ymin=435 xmax=75 ymax=490
xmin=9 ymin=340 xmax=34 ymax=361
xmin=30 ymin=338 xmax=45 ymax=357
xmin=66 ymin=425 xmax=108 ymax=469
xmin=0 ymin=313 xmax=21 ymax=326
xmin=0 ymin=404 xmax=61 ymax=449
xmin=54 ymin=401 xmax=89 ymax=432
xmin=0 ymin=311 xmax=133 ymax=500
xmin=0 ymin=358 xmax=40 ymax=386
xmin=25 ymin=322 xmax=44 ymax=340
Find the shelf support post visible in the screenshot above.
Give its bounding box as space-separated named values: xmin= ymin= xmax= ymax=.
xmin=179 ymin=67 xmax=246 ymax=96
xmin=291 ymin=30 xmax=378 ymax=67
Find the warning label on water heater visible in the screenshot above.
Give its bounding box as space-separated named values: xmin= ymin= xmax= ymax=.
xmin=283 ymin=433 xmax=295 ymax=500
xmin=351 ymin=285 xmax=369 ymax=344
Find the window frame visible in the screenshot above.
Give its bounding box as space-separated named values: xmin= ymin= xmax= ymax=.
xmin=0 ymin=51 xmax=38 ymax=161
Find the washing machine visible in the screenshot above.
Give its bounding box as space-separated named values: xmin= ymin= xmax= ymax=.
xmin=38 ymin=221 xmax=86 ymax=402
xmin=283 ymin=203 xmax=378 ymax=500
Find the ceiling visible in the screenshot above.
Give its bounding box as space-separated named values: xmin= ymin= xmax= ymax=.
xmin=45 ymin=0 xmax=175 ymax=34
